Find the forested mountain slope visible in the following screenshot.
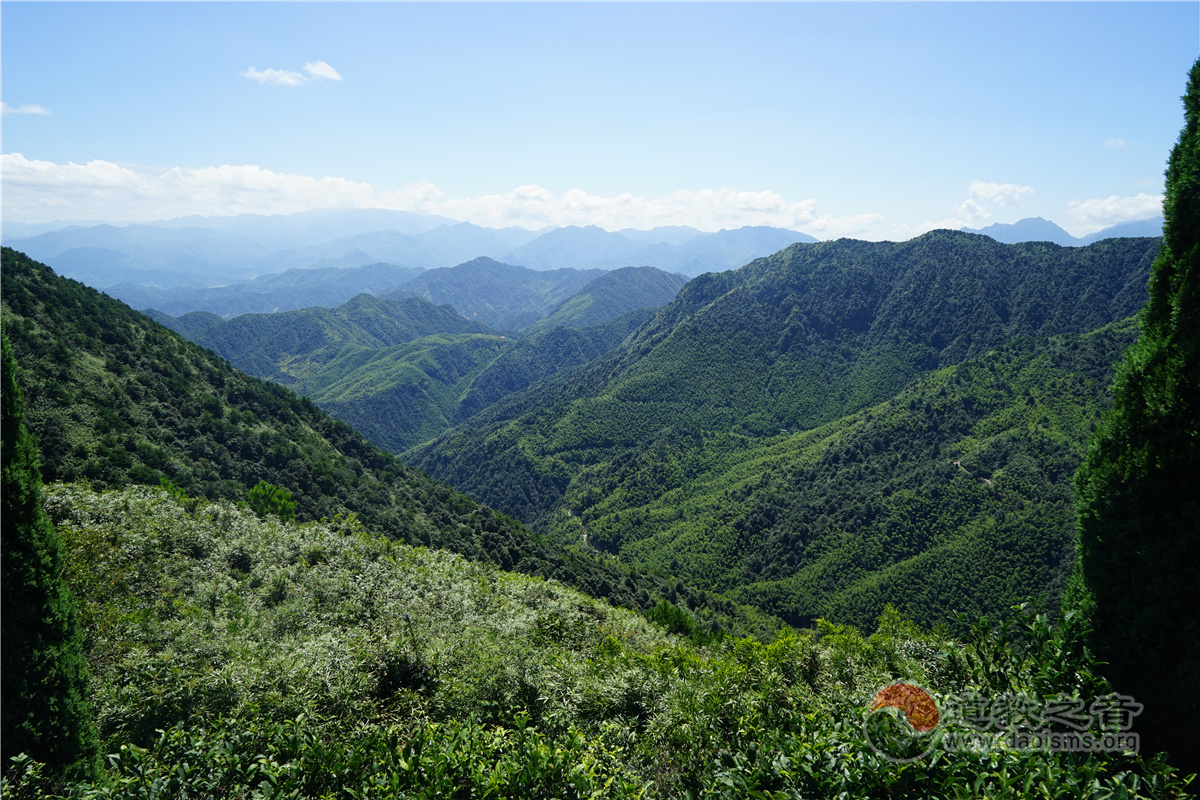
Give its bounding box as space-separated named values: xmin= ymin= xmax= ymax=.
xmin=523 ymin=266 xmax=688 ymax=334
xmin=547 ymin=319 xmax=1141 ymax=631
xmin=296 ymin=308 xmax=657 ymax=453
xmin=383 ymin=257 xmax=606 ymax=331
xmin=410 ymin=231 xmax=1159 ymax=525
xmin=0 ymin=248 xmax=775 ymax=638
xmin=192 ymin=293 xmax=493 ymax=384
xmin=3 ymin=247 xmax=1191 ymax=797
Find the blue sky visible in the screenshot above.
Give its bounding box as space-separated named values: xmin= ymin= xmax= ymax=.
xmin=2 ymin=2 xmax=1197 ymax=239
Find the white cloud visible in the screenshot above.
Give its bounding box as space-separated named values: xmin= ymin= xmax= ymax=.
xmin=968 ymin=180 xmax=1035 ymax=206
xmin=1 ymin=153 xmax=378 ymax=222
xmin=2 ymin=102 xmax=51 ymax=115
xmin=241 ymin=67 xmax=308 ymax=87
xmin=915 ymin=179 xmax=1038 ymax=234
xmin=1066 ymin=193 xmax=1163 ymax=234
xmin=1105 ymin=138 xmax=1127 ymax=148
xmin=242 ymin=61 xmax=341 ymax=86
xmin=414 ymin=185 xmax=891 ymax=237
xmin=1 ymin=153 xmax=874 ymax=236
xmin=304 ymin=61 xmax=342 ymax=81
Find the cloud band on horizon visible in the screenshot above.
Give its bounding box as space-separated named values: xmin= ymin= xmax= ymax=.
xmin=0 ymin=153 xmax=1159 ymax=240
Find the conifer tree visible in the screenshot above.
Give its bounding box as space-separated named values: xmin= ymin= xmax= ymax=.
xmin=1075 ymin=58 xmax=1200 ymax=774
xmin=1 ymin=323 xmax=100 ymax=782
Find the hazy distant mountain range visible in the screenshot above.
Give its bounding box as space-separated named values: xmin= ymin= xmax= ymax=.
xmin=0 ymin=208 xmax=1160 ymax=322
xmin=961 ymin=216 xmax=1163 ymax=246
xmin=1 ymin=210 xmax=817 ymax=297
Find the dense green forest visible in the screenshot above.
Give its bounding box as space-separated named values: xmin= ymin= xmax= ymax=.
xmin=403 ymin=234 xmax=1158 ymax=626
xmin=2 ymin=243 xmax=1195 ymax=795
xmin=0 ymin=248 xmax=775 ymax=640
xmin=410 ymin=233 xmax=1159 ymax=521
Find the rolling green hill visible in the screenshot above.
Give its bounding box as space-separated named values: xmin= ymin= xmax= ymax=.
xmin=191 ymin=292 xmax=493 ymax=384
xmin=295 ymin=308 xmax=658 ymax=453
xmin=523 ymin=266 xmax=688 ymax=334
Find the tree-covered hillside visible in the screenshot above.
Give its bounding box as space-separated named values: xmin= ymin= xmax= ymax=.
xmin=544 ymin=320 xmax=1141 ymax=632
xmin=0 ymin=247 xmax=774 ymax=638
xmin=296 ymin=308 xmax=657 ymax=453
xmin=523 ymin=266 xmax=688 ymax=334
xmin=410 ymin=232 xmax=1159 ymax=526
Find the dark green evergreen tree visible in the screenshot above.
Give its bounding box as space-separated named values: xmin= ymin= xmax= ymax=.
xmin=1075 ymin=58 xmax=1200 ymax=775
xmin=1 ymin=323 xmax=100 ymax=782
xmin=247 ymin=479 xmax=297 ymax=522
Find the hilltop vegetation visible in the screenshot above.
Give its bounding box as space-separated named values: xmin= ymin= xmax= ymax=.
xmin=6 ymin=481 xmax=1190 ymax=797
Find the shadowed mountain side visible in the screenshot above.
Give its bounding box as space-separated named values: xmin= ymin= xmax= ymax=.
xmin=383 ymin=257 xmax=607 ymax=331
